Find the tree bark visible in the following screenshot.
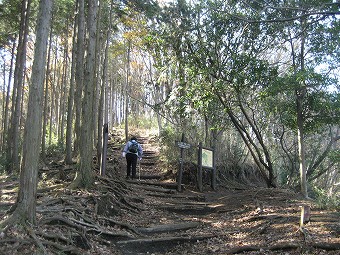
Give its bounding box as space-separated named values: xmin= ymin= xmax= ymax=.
xmin=297 ymin=14 xmax=308 ymax=198
xmin=74 ymin=0 xmax=85 ymax=156
xmin=2 ymin=39 xmax=16 ymax=154
xmin=65 ymin=6 xmax=78 ymax=164
xmin=41 ymin=20 xmax=53 ymax=162
xmin=58 ymin=39 xmax=69 ymax=147
xmin=74 ymin=0 xmax=98 ymax=188
xmin=93 ymin=0 xmax=102 ymax=152
xmin=125 ymin=40 xmax=131 ymax=141
xmin=99 ymin=0 xmax=114 ymax=176
xmin=15 ymin=0 xmax=53 ymax=225
xmin=9 ymin=0 xmax=31 ymax=173
xmin=96 ymin=0 xmax=104 ymax=167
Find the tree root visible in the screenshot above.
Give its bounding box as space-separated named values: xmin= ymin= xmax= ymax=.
xmin=98 ymin=216 xmax=144 ymax=236
xmin=41 ymin=239 xmax=83 ymax=255
xmin=26 ymin=225 xmax=47 ymax=254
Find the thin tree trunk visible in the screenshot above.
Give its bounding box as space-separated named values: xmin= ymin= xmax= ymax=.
xmin=9 ymin=0 xmax=31 ymax=173
xmin=49 ymin=47 xmax=58 ymax=146
xmin=95 ymin=0 xmax=103 ymax=164
xmin=2 ymin=40 xmax=15 ymax=154
xmin=238 ymin=101 xmax=276 ymax=186
xmin=97 ymin=62 xmax=104 ymax=166
xmin=99 ymin=0 xmax=114 ymax=176
xmin=65 ymin=6 xmax=77 ymax=164
xmin=41 ymin=21 xmax=53 ymax=162
xmin=54 ymin=62 xmax=60 ymax=144
xmin=74 ymin=0 xmax=85 ymax=156
xmin=297 ymin=14 xmax=308 ymax=198
xmin=49 ymin=84 xmax=54 ymax=146
xmin=58 ymin=38 xmax=69 ymax=147
xmin=125 ymin=40 xmax=131 ymax=141
xmin=1 ymin=56 xmax=5 ymax=145
xmin=93 ymin=1 xmax=103 ymax=152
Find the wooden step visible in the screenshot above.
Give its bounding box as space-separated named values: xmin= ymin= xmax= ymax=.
xmin=116 ymin=234 xmax=216 ymax=254
xmin=137 ymin=222 xmax=199 ymax=234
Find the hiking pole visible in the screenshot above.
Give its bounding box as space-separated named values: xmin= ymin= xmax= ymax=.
xmin=138 ymin=159 xmax=141 ymax=181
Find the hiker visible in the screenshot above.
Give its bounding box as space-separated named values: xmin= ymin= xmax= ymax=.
xmin=122 ymin=136 xmax=143 ymax=179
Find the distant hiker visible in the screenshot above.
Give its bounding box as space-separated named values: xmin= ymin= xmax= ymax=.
xmin=122 ymin=136 xmax=143 ymax=179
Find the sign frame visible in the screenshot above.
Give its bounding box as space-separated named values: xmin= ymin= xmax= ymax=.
xmin=197 ymin=143 xmax=216 ymax=191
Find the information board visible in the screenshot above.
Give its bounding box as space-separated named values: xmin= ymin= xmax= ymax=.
xmin=201 ymin=148 xmax=213 ymax=168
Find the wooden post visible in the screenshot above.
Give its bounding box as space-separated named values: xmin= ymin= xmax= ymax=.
xmin=177 ymin=133 xmax=185 ymax=192
xmin=211 ymin=147 xmax=216 ymax=190
xmin=299 ymin=205 xmax=311 ymax=227
xmin=100 ymin=123 xmax=108 ymax=176
xmin=197 ymin=142 xmax=203 ymax=192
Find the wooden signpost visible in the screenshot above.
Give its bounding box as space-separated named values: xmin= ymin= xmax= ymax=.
xmin=100 ymin=123 xmax=109 ymax=176
xmin=176 ymin=135 xmax=216 ymax=192
xmin=177 ymin=134 xmax=191 ymax=192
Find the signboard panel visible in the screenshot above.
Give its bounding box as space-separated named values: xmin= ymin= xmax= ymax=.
xmin=177 ymin=141 xmax=191 ymax=149
xmin=202 ymin=148 xmax=213 ymax=168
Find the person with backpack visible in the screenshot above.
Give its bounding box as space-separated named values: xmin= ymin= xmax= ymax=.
xmin=122 ymin=136 xmax=143 ymax=179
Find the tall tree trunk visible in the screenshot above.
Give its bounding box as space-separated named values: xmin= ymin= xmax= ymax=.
xmin=65 ymin=7 xmax=78 ymax=164
xmin=297 ymin=91 xmax=307 ymax=197
xmin=99 ymin=0 xmax=114 ymax=175
xmin=97 ymin=62 xmax=104 ymax=166
xmin=2 ymin=40 xmax=16 ymax=154
xmin=54 ymin=62 xmax=60 ymax=144
xmin=73 ymin=0 xmax=98 ymax=188
xmin=58 ymin=39 xmax=69 ymax=147
xmin=1 ymin=55 xmax=5 ymax=146
xmin=125 ymin=40 xmax=131 ymax=141
xmin=297 ymin=14 xmax=308 ymax=198
xmin=49 ymin=47 xmax=58 ymax=146
xmin=95 ymin=0 xmax=103 ymax=164
xmin=41 ymin=21 xmax=53 ymax=162
xmin=15 ymin=0 xmax=53 ymax=225
xmin=74 ymin=0 xmax=85 ymax=156
xmin=93 ymin=0 xmax=102 ymax=152
xmin=9 ymin=0 xmax=31 ymax=173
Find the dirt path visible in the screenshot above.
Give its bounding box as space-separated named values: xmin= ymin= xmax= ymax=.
xmin=0 ymin=130 xmax=339 ymax=255
xmin=110 ymin=131 xmax=340 ymax=255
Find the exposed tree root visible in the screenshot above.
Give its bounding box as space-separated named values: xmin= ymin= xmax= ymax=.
xmin=26 ymin=225 xmax=47 ymax=254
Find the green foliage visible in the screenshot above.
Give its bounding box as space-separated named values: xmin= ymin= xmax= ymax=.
xmin=0 ymin=0 xmax=41 ymax=47
xmin=127 ymin=115 xmax=158 ymax=130
xmin=312 ymin=186 xmax=340 ymax=210
xmin=45 ymin=142 xmax=65 ymax=158
xmin=159 ymin=125 xmax=179 ymax=163
xmin=328 ymin=149 xmax=340 ymax=164
xmin=261 ymin=67 xmax=339 ymax=132
xmin=52 ymin=0 xmax=76 ymax=35
xmin=0 ymin=0 xmax=21 ymax=46
xmin=0 ymin=153 xmax=10 ymax=174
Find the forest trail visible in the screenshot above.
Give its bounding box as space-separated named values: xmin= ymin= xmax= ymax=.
xmin=109 ymin=130 xmax=340 ymax=255
xmin=0 ymin=129 xmax=339 ymax=255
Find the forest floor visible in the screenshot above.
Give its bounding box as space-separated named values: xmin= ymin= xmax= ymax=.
xmin=0 ymin=128 xmax=339 ymax=255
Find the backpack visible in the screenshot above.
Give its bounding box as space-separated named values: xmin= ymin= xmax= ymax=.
xmin=128 ymin=141 xmax=138 ymax=153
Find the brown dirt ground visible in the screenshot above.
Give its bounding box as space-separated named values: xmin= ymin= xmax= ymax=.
xmin=0 ymin=129 xmax=339 ymax=255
